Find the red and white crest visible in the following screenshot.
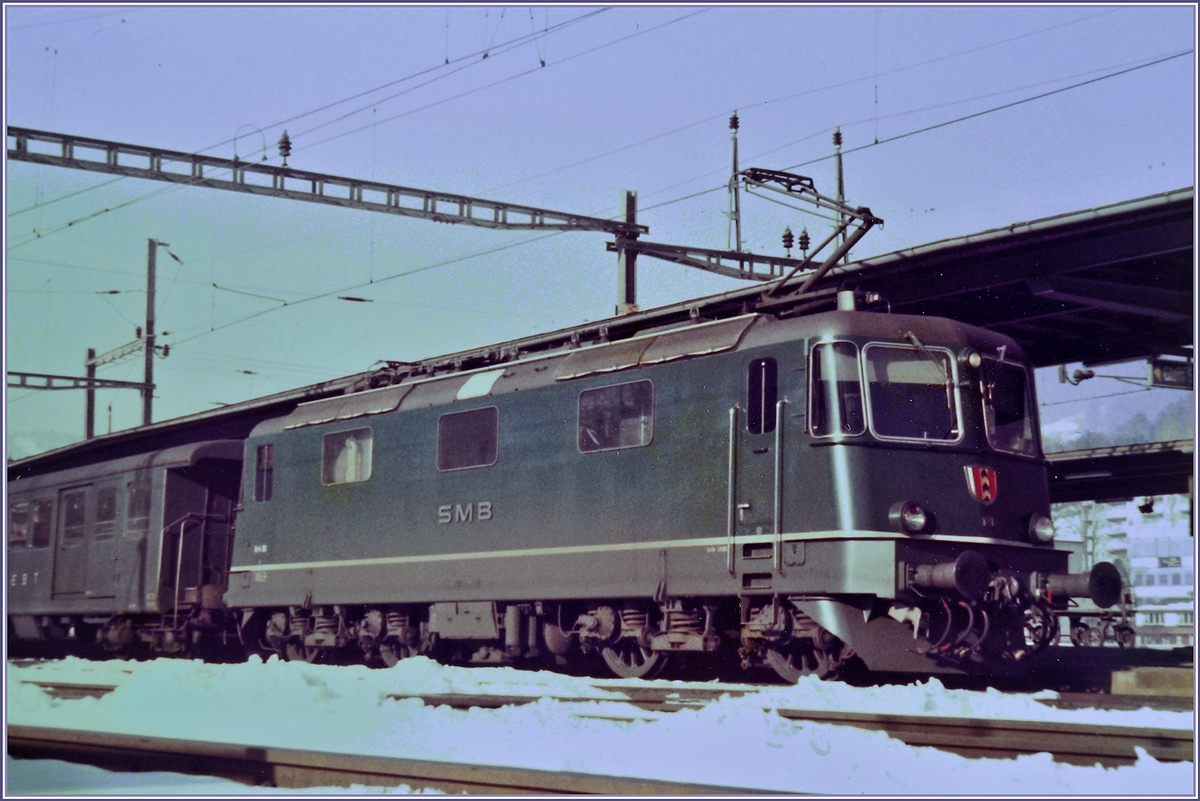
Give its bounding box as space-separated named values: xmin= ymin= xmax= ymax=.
xmin=964 ymin=466 xmax=998 ymax=505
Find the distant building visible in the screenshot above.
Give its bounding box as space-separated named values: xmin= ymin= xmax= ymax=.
xmin=1052 ymin=494 xmax=1193 ymax=648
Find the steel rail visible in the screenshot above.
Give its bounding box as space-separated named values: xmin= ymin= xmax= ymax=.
xmin=767 ymin=708 xmax=1192 ymax=768
xmin=396 ymin=690 xmax=1193 ymax=766
xmin=20 ymin=680 xmax=1192 ymax=767
xmin=6 ymin=724 xmax=772 ymax=794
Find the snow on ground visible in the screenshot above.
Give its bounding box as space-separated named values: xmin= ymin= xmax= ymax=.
xmin=5 ymin=757 xmax=443 ymax=795
xmin=6 ymin=656 xmax=1196 ymax=795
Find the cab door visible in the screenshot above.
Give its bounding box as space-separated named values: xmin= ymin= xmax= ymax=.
xmin=731 ymin=358 xmax=783 ymax=586
xmin=52 ymin=486 xmax=90 ymax=597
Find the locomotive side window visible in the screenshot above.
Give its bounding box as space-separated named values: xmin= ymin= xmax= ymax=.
xmin=95 ymin=487 xmax=118 ymax=539
xmin=747 ymin=358 xmax=778 ymax=435
xmin=8 ymin=502 xmax=29 ymax=547
xmin=863 ymin=344 xmax=960 ymax=442
xmin=254 ymin=444 xmax=274 ymax=501
xmin=126 ymin=480 xmax=151 ymax=537
xmin=31 ymin=500 xmax=53 ymax=548
xmin=980 ymin=358 xmax=1037 ymax=455
xmin=323 ymin=428 xmax=374 ymax=484
xmin=809 ymin=342 xmax=865 ymax=437
xmin=62 ymin=490 xmax=87 ymax=541
xmin=579 ymin=380 xmax=654 ymax=452
xmin=438 ymin=407 xmax=499 ymax=471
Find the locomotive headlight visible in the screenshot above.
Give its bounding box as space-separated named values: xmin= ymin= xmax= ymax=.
xmin=890 ymin=501 xmax=934 ymax=534
xmin=1030 ymin=514 xmax=1055 ymax=543
xmin=959 ymin=349 xmax=982 ymax=369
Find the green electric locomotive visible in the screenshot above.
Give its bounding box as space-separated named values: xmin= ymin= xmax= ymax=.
xmin=222 ymin=297 xmax=1119 ymax=680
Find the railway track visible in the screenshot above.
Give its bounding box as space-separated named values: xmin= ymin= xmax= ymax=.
xmin=17 ymin=679 xmax=1193 ymax=771
xmin=7 ymin=724 xmax=766 ymax=794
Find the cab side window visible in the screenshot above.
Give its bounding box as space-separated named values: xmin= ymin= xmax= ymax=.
xmin=254 ymin=444 xmax=274 ymax=501
xmin=747 ymin=358 xmax=778 ymax=435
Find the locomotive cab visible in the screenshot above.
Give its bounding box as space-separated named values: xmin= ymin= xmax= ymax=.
xmin=734 ymin=307 xmax=1120 ymax=676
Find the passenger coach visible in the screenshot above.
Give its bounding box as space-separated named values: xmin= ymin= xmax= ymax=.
xmin=7 ymin=441 xmax=242 ymax=654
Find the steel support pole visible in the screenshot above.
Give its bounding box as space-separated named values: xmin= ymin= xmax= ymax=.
xmin=616 ymin=191 xmax=638 ymax=315
xmin=85 ymin=348 xmax=96 ymax=440
xmin=143 ymin=239 xmax=157 ymax=426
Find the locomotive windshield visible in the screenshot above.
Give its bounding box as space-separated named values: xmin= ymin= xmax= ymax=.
xmin=863 ymin=344 xmax=960 ymax=442
xmin=981 ymin=358 xmax=1038 ymax=455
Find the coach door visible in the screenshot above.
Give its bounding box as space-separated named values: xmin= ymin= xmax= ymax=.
xmin=162 ymin=458 xmax=239 ymax=608
xmin=84 ymin=484 xmax=120 ymax=598
xmin=52 ymin=486 xmax=90 ymax=597
xmin=730 ymin=357 xmax=785 ymax=586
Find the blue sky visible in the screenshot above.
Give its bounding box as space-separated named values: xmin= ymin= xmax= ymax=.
xmin=4 ymin=4 xmax=1195 ymax=458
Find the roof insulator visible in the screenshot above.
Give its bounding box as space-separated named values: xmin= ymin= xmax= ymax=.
xmin=278 ymin=130 xmax=292 ymax=166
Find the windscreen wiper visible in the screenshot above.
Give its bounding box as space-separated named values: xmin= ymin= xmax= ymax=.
xmin=906 ymin=331 xmax=953 ymax=411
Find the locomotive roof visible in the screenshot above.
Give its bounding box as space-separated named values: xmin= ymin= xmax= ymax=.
xmin=251 ymin=308 xmax=1026 ymax=438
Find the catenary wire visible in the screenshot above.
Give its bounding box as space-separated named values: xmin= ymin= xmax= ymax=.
xmin=156 ymin=48 xmax=1193 ymax=349
xmin=483 ymin=7 xmax=1124 ymax=193
xmin=6 ymin=9 xmax=609 ymax=219
xmin=296 ymin=9 xmax=710 ymax=152
xmin=5 ymin=10 xmax=693 ymax=248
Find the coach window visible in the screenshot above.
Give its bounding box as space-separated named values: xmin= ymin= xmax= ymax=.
xmin=254 ymin=444 xmax=274 ymax=501
xmin=8 ymin=502 xmax=29 ymax=548
xmin=438 ymin=407 xmax=499 ymax=471
xmin=95 ymin=487 xmax=118 ymax=540
xmin=31 ymin=500 xmax=53 ymax=548
xmin=809 ymin=342 xmax=865 ymax=437
xmin=579 ymin=380 xmax=654 ymax=453
xmin=747 ymin=358 xmax=778 ymax=435
xmin=323 ymin=428 xmax=374 ymax=485
xmin=126 ymin=480 xmax=151 ymax=537
xmin=62 ymin=490 xmax=87 ymax=541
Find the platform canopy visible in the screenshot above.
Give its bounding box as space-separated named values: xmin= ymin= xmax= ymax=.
xmin=1046 ymin=439 xmax=1194 ymax=504
xmin=820 ymin=187 xmax=1193 ymax=368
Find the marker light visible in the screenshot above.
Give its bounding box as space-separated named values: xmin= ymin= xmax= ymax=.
xmin=890 ymin=501 xmax=934 ymax=534
xmin=1030 ymin=515 xmax=1055 ymax=543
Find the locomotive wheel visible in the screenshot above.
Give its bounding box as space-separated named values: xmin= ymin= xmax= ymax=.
xmin=765 ymin=640 xmax=834 ymax=683
xmin=1082 ymin=626 xmax=1105 ymax=647
xmin=601 ymin=640 xmax=668 ymax=679
xmin=379 ymin=638 xmax=413 ymax=668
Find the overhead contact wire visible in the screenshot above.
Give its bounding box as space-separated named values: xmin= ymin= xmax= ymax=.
xmin=6 ymin=9 xmax=610 ymax=220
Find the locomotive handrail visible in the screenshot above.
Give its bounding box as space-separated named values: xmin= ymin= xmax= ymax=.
xmin=774 ymin=399 xmax=786 ymax=575
xmin=726 ymin=406 xmax=738 ymax=576
xmin=160 ymin=511 xmax=230 ymax=629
